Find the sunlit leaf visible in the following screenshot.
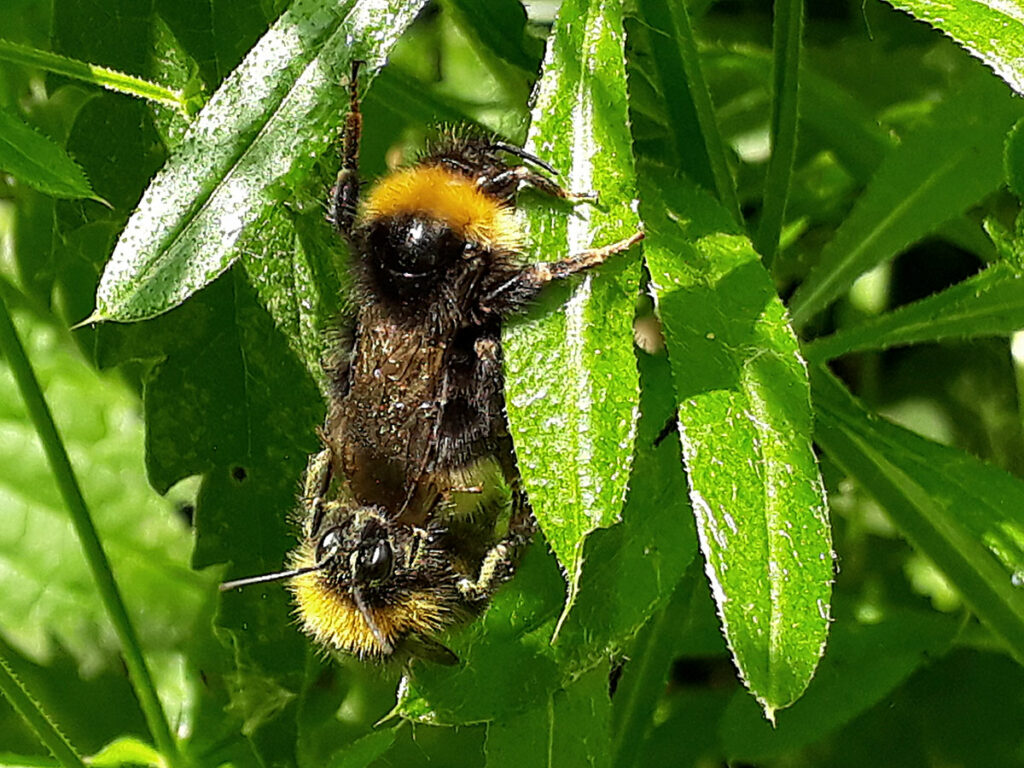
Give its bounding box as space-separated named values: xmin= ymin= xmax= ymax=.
xmin=504 ymin=0 xmax=642 ymax=614
xmin=93 ymin=0 xmax=428 ymax=322
xmin=640 ymin=160 xmax=833 ymax=717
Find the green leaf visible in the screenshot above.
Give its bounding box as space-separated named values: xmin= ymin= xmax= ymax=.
xmin=396 ymin=544 xmax=566 ymax=724
xmin=88 ymin=736 xmax=161 ymax=767
xmin=397 ymin=344 xmax=694 ymax=724
xmin=701 ymin=46 xmax=893 ymax=185
xmin=443 ymin=0 xmax=544 ymax=75
xmin=504 ymin=0 xmax=642 ymax=617
xmin=0 ymin=108 xmax=98 ymax=200
xmin=95 ymin=271 xmax=323 ymax=761
xmin=326 ymin=728 xmax=398 ymax=768
xmin=720 ymin=608 xmax=956 ymax=761
xmin=553 ymin=350 xmax=697 ymax=670
xmin=92 ymin=0 xmax=428 ymax=322
xmin=0 ymin=39 xmax=188 ymax=117
xmin=152 ymin=0 xmax=279 ymax=90
xmin=609 ymin=570 xmax=699 ymax=768
xmin=883 ymin=0 xmax=1024 ymax=96
xmin=485 ymin=665 xmax=611 ymax=768
xmin=1005 ymin=117 xmax=1024 ymax=200
xmin=804 ymin=261 xmax=1024 ymax=362
xmin=0 ymin=309 xmax=209 ymax=680
xmin=239 ymin=204 xmax=345 ymax=390
xmin=753 ymin=0 xmax=804 ymax=265
xmin=812 ymin=367 xmax=1024 ymax=664
xmin=628 ymin=0 xmax=741 ymax=220
xmin=789 ymin=73 xmax=1024 ymax=329
xmin=639 ymin=161 xmax=833 ymax=717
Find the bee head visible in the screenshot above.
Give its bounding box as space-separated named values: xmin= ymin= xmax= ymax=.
xmin=311 ymin=506 xmax=404 ymax=590
xmin=221 ymin=502 xmax=459 ymax=663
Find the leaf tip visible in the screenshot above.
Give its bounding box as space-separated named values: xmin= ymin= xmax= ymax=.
xmin=70 ymin=310 xmax=106 ymax=330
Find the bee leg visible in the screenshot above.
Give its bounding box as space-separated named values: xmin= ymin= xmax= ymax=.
xmin=302 ymin=447 xmax=334 ymax=536
xmin=327 ymin=59 xmax=363 ymax=239
xmin=480 ymin=231 xmax=645 ymax=313
xmin=457 ymin=516 xmax=536 ymax=601
xmin=477 ymin=164 xmax=597 ymax=204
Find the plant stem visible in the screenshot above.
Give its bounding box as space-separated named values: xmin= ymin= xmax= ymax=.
xmin=0 ymin=297 xmax=185 ymax=768
xmin=0 ymin=38 xmax=189 ymax=116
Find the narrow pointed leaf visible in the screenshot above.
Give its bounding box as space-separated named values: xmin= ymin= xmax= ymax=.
xmin=812 ymin=367 xmax=1024 ymax=664
xmin=93 ymin=0 xmax=427 ymax=322
xmin=883 ymin=0 xmax=1024 ymax=96
xmin=504 ymin=0 xmax=642 ymax=602
xmin=805 ymin=261 xmax=1024 ymax=362
xmin=753 ymin=0 xmax=804 ymax=264
xmin=639 ymin=161 xmax=832 ymax=717
xmin=789 ymin=74 xmax=1024 ymax=329
xmin=630 ymin=0 xmax=741 ymax=220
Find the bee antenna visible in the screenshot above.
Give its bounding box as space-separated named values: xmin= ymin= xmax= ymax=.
xmin=219 ymin=562 xmax=323 ymax=592
xmin=352 ymin=587 xmax=394 ymax=655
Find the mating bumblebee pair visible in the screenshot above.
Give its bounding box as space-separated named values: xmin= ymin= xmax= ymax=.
xmin=221 ymin=61 xmax=642 ymax=664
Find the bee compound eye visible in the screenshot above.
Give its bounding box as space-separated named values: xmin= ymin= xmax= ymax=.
xmin=358 ymin=539 xmax=394 ymax=583
xmin=316 ymin=527 xmax=344 ymax=563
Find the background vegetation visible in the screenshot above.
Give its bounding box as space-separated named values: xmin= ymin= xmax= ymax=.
xmin=1 ymin=0 xmax=1023 ymax=766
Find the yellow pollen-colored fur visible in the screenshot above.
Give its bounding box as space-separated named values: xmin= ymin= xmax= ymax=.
xmin=288 ymin=546 xmax=448 ymax=658
xmin=361 ymin=165 xmax=523 ymax=251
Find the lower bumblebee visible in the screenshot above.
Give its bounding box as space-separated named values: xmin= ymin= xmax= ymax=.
xmin=221 ymin=60 xmax=642 ymax=664
xmin=224 ymin=448 xmax=531 ymax=664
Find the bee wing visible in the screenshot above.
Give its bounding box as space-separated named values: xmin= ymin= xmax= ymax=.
xmin=404 ymin=633 xmax=459 ymax=666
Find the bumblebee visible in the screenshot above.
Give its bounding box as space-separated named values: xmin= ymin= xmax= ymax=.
xmin=223 ymin=448 xmax=529 ymax=664
xmin=221 ymin=60 xmax=643 ymax=663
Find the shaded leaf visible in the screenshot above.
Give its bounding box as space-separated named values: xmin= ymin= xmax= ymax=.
xmin=812 ymin=366 xmax=1024 ymax=664
xmin=95 ymin=271 xmax=323 ymax=760
xmin=396 ymin=544 xmax=566 ymax=724
xmin=0 ymin=108 xmax=98 ymax=200
xmin=0 ymin=309 xmax=209 ymax=678
xmin=610 ymin=569 xmax=700 ymax=768
xmin=804 ymin=261 xmax=1024 ymax=362
xmin=753 ymin=0 xmax=804 ymax=264
xmin=789 ymin=73 xmax=1024 ymax=328
xmin=628 ymin=0 xmax=740 ymax=219
xmin=327 ymin=728 xmax=398 ymax=768
xmin=720 ymin=608 xmax=956 ymax=761
xmin=485 ymin=665 xmax=611 ymax=768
